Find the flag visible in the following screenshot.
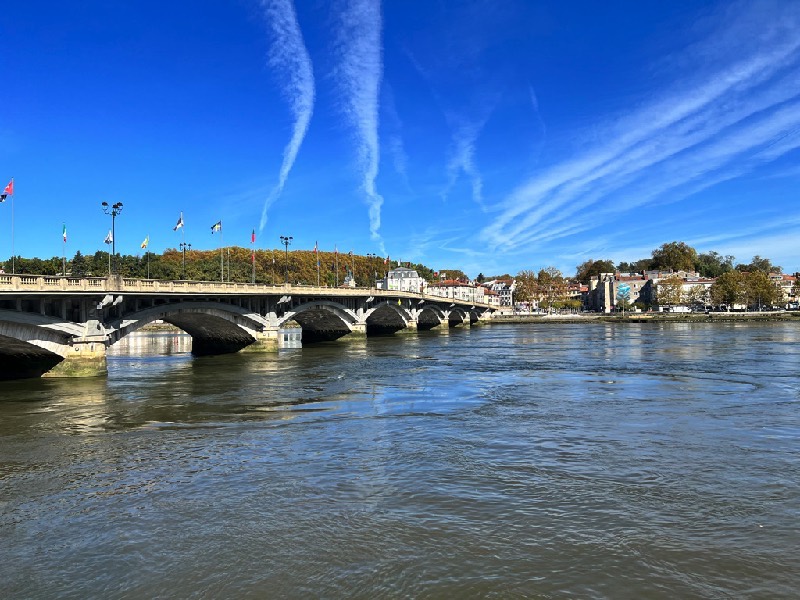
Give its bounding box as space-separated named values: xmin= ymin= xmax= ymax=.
xmin=348 ymin=250 xmax=353 ymax=257
xmin=313 ymin=241 xmax=318 ymax=253
xmin=251 ymin=229 xmax=256 ymax=244
xmin=211 ymin=220 xmax=222 ymax=233
xmin=173 ymin=212 xmax=184 ymax=230
xmin=334 ymin=245 xmax=338 ymax=256
xmin=62 ymin=224 xmax=67 ymax=243
xmin=384 ymin=255 xmax=389 ymax=265
xmin=0 ymin=178 xmax=12 ymax=202
xmin=141 ymin=235 xmax=149 ymax=249
xmin=104 ymin=230 xmax=113 ymax=244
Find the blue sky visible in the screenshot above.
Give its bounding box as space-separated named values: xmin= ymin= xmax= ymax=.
xmin=2 ymin=0 xmax=799 ymax=277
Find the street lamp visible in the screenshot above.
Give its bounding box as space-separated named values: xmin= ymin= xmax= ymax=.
xmin=180 ymin=242 xmax=192 ymax=279
xmin=280 ymin=235 xmax=293 ymax=284
xmin=101 ymin=201 xmax=123 ymax=273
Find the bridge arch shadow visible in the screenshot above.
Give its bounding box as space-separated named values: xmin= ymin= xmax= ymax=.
xmin=278 ymin=300 xmax=359 ymax=343
xmin=365 ymin=301 xmax=412 ymax=335
xmin=109 ymin=302 xmax=268 ymax=356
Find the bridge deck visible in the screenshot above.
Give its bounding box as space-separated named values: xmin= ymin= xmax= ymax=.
xmin=0 ymin=274 xmax=493 ymax=309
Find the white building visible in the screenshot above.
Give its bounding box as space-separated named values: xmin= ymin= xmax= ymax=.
xmin=376 ymin=267 xmax=427 ymax=293
xmin=426 ymin=279 xmax=485 ymax=304
xmin=482 ymin=279 xmax=515 ymax=306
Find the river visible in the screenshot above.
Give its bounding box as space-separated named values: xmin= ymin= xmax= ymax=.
xmin=1 ymin=322 xmax=798 ymax=598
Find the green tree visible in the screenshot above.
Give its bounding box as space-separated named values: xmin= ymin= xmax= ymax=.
xmin=695 ymin=251 xmax=734 ymax=278
xmin=651 ymin=241 xmax=697 ymax=272
xmin=736 ymin=255 xmax=782 ymax=274
xmin=536 ymin=267 xmax=567 ymax=311
xmin=743 ymin=271 xmax=780 ymax=309
xmin=575 ymin=258 xmax=615 ymax=283
xmin=616 ymin=258 xmax=653 ymax=273
xmin=71 ymin=251 xmax=87 ymax=277
xmin=710 ymin=271 xmax=746 ymax=308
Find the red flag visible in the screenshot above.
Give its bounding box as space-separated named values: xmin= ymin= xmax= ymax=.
xmin=314 ymin=241 xmax=318 ymax=253
xmin=384 ymin=255 xmax=389 ymax=265
xmin=251 ymin=229 xmax=256 ymax=244
xmin=0 ymin=178 xmax=12 ymax=201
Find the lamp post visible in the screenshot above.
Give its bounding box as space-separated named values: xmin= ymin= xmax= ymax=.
xmin=101 ymin=201 xmax=123 ymax=274
xmin=280 ymin=235 xmax=292 ymax=284
xmin=366 ymin=253 xmax=376 ymax=287
xmin=180 ymin=242 xmax=192 ymax=279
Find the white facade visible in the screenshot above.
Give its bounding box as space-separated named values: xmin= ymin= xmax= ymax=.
xmin=376 ymin=267 xmax=427 ymax=293
xmin=426 ymin=280 xmax=485 ymax=304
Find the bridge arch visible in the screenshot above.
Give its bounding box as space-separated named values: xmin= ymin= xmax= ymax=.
xmin=108 ymin=302 xmax=270 ymax=355
xmin=0 ymin=315 xmax=78 ymax=379
xmin=278 ymin=300 xmax=360 ymax=343
xmin=364 ymin=300 xmax=413 ymax=335
xmin=417 ymin=305 xmax=447 ymax=330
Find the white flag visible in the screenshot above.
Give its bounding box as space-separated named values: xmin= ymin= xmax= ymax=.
xmin=104 ymin=230 xmax=113 ymax=244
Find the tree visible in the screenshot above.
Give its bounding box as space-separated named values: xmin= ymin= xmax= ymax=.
xmin=617 ymin=258 xmax=653 ymax=273
xmin=536 ymin=267 xmax=568 ymax=311
xmin=475 ymin=272 xmax=485 ymax=284
xmin=651 ymin=241 xmax=697 ymax=272
xmin=71 ymin=251 xmax=87 ymax=277
xmin=743 ymin=270 xmax=781 ymax=309
xmin=695 ymin=251 xmax=734 ymax=278
xmin=710 ymin=271 xmax=746 ymax=308
xmin=657 ymin=275 xmax=684 ymax=307
xmin=686 ymin=285 xmax=710 ymax=308
xmin=736 ymin=255 xmax=782 ymax=274
xmin=514 ymin=269 xmax=537 ymax=305
xmin=575 ymin=258 xmax=615 ymax=283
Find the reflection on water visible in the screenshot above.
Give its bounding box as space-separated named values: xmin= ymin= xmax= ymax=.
xmin=1 ymin=322 xmax=799 ymax=598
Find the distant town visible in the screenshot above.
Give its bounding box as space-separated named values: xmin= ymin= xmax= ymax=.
xmin=2 ymin=240 xmax=798 ymax=313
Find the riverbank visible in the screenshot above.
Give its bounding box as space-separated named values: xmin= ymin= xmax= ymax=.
xmin=488 ymin=311 xmax=800 ymax=324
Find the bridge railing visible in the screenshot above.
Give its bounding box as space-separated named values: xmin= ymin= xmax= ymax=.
xmin=0 ymin=274 xmax=493 ymax=309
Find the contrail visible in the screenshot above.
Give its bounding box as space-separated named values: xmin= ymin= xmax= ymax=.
xmin=333 ymin=0 xmax=385 ymax=251
xmin=259 ymin=0 xmax=315 ymax=232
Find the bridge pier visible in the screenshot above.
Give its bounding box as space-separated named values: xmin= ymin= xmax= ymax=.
xmin=395 ymin=319 xmax=418 ymax=335
xmin=239 ymin=330 xmax=280 ymax=353
xmin=344 ymin=323 xmax=367 ymax=338
xmin=44 ymin=340 xmax=108 ymax=378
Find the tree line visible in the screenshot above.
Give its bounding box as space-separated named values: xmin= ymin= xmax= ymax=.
xmin=1 ymin=249 xmax=445 ymax=287
xmin=574 ymin=241 xmax=786 ymax=283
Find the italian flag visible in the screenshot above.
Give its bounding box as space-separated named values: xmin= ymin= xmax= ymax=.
xmin=62 ymin=224 xmax=67 ymax=243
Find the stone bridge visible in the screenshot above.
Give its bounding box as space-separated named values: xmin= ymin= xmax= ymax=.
xmin=0 ymin=274 xmax=494 ymax=379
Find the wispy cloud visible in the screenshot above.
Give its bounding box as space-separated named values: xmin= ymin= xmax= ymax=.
xmin=442 ymin=114 xmax=489 ymax=208
xmin=259 ymin=0 xmax=315 ymax=231
xmin=333 ymin=0 xmax=385 ymax=253
xmin=481 ymin=1 xmax=800 ymax=252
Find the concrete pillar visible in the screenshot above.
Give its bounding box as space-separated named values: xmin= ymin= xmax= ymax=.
xmin=44 ymin=341 xmax=107 ymax=378
xmin=239 ymin=329 xmax=280 ymax=353
xmin=339 ymin=322 xmax=367 ymax=340
xmin=396 ymin=319 xmax=418 ymax=335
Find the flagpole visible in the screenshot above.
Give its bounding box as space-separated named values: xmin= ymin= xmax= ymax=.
xmin=11 ymin=180 xmax=15 ymax=274
xmin=335 ymin=247 xmax=339 ymax=287
xmin=220 ymin=227 xmax=224 ymax=283
xmin=62 ymin=224 xmax=66 ymax=276
xmin=251 ymin=229 xmax=256 ymax=285
xmin=147 ymin=234 xmax=150 ymax=279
